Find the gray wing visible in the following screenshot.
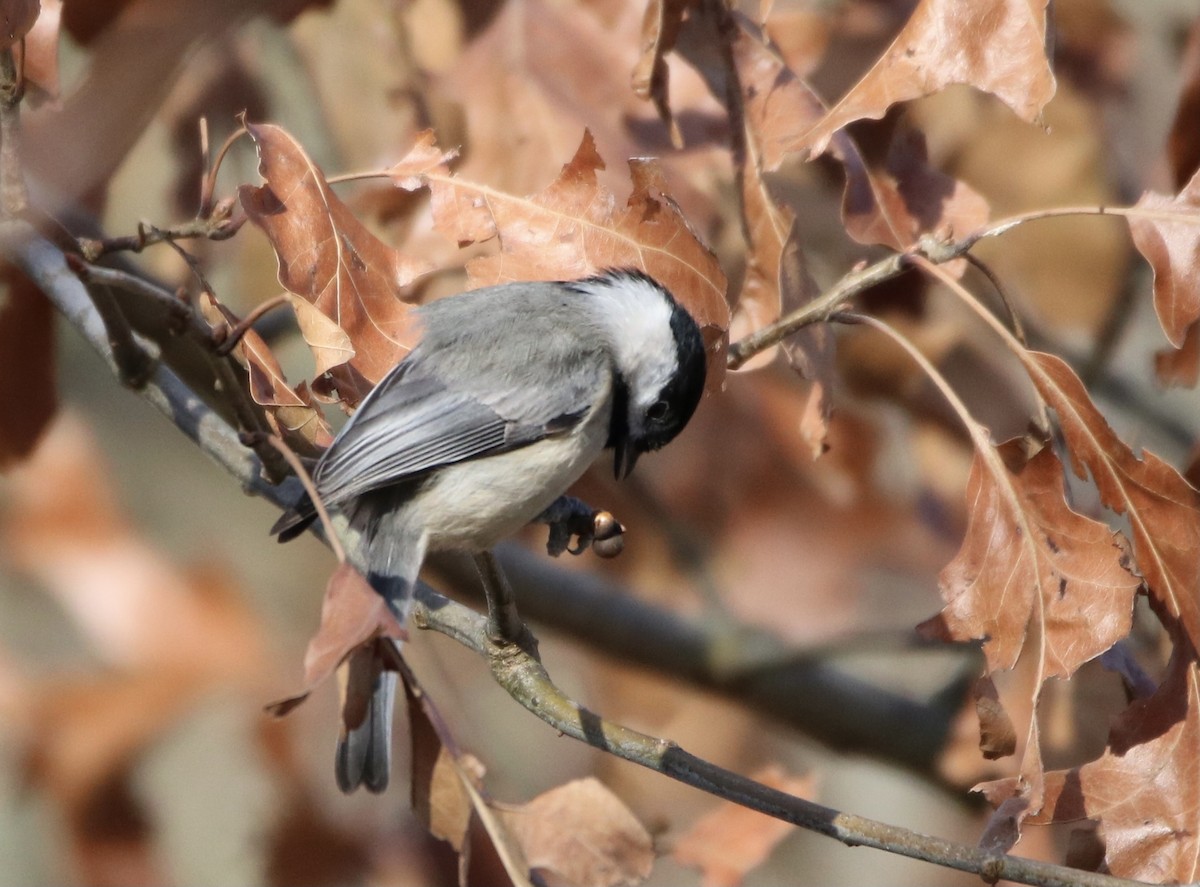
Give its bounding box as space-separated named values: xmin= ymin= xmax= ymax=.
xmin=313 ymin=360 xmax=595 ymax=508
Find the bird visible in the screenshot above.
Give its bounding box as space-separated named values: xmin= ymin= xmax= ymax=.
xmin=271 ymin=268 xmax=708 ymax=792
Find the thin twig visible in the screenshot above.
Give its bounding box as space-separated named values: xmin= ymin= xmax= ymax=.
xmin=265 ymin=435 xmax=343 ymax=563
xmin=409 ymin=586 xmax=1150 ymax=887
xmin=200 ymin=124 xmax=247 ymax=218
xmin=726 ymin=251 xmax=913 ymax=369
xmin=77 ymin=212 xmax=244 ymax=262
xmin=0 ymin=48 xmax=27 ymax=216
xmin=965 ymin=252 xmax=1028 ymax=347
xmin=214 ymin=293 xmax=291 ymax=355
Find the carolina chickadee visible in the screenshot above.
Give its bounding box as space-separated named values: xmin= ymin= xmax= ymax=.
xmin=272 ymin=268 xmax=707 ymax=792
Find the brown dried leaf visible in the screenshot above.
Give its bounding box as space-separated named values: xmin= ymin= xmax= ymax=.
xmin=1156 ymin=320 xmax=1200 ymax=389
xmin=919 ymin=439 xmax=1138 ymax=841
xmin=499 ymin=778 xmax=654 ymax=887
xmin=198 ymin=292 xmax=334 ymax=454
xmin=436 ymin=0 xmax=672 ymax=201
xmin=387 ymin=129 xmax=459 ymax=191
xmin=22 ymin=0 xmax=61 ymax=100
xmin=1012 ymin=654 xmax=1200 ymax=882
xmin=718 ymin=16 xmax=823 ymax=373
xmin=1167 ymin=15 xmax=1200 ymax=190
xmin=403 ymin=667 xmax=531 ymax=886
xmin=798 ymin=0 xmax=1056 ymax=157
xmin=838 ymin=125 xmax=990 ymax=254
xmin=2 ymin=414 xmax=267 ymax=682
xmin=922 ymin=442 xmax=1139 ymax=678
xmin=1129 ymin=169 xmax=1200 ymax=349
xmin=398 ymin=128 xmax=730 ymax=390
xmin=406 ymin=674 xmax=473 ymax=877
xmin=0 ymin=0 xmax=39 ymax=51
xmin=240 ymin=120 xmax=426 ymax=405
xmin=1026 ymin=352 xmax=1200 ymax=647
xmin=631 ymin=0 xmax=690 ymax=148
xmin=267 ymin=563 xmax=407 ymax=716
xmin=674 ymin=765 xmax=814 ymax=887
xmin=0 ymin=270 xmax=56 ymax=468
xmin=727 ymin=18 xmax=988 ymax=255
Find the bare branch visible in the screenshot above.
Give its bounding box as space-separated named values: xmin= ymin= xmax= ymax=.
xmin=408 ymin=584 xmax=1151 ymax=887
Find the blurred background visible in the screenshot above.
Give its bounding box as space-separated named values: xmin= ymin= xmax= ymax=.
xmin=2 ymin=0 xmax=1199 ymax=884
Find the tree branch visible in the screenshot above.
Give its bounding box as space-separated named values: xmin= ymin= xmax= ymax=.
xmin=428 ymin=546 xmax=966 ymax=778
xmin=408 ymin=583 xmax=1150 ymax=887
xmin=0 ymin=223 xmax=292 ymax=504
xmin=5 ymin=220 xmax=1151 ymax=886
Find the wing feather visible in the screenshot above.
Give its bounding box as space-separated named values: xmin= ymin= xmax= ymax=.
xmin=311 ymin=290 xmax=611 ymax=508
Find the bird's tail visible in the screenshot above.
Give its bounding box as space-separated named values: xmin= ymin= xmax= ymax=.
xmin=333 ymin=511 xmax=425 ymax=793
xmin=336 ymin=649 xmax=398 ymax=793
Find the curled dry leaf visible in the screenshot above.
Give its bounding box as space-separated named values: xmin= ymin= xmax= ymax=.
xmin=1155 ymin=320 xmax=1200 ymax=389
xmin=22 ymin=0 xmax=62 ymax=100
xmin=674 ymin=764 xmax=815 ymax=887
xmin=631 ymin=0 xmax=690 ymax=148
xmin=404 ymin=667 xmax=532 ymax=886
xmin=240 ymin=120 xmax=427 ymax=406
xmin=919 ymin=439 xmax=1138 ymax=844
xmin=725 ymin=16 xmax=988 ymax=256
xmin=198 ymin=292 xmax=334 ymax=455
xmin=798 ymin=0 xmax=1056 ymax=158
xmin=0 ymin=0 xmax=39 ymax=52
xmin=1129 ymin=167 xmax=1200 ymax=350
xmin=1025 ymin=352 xmax=1200 ymax=648
xmin=498 ymin=778 xmax=654 ymax=887
xmin=266 ymin=562 xmax=407 ymax=716
xmin=922 ymin=442 xmax=1139 ymax=679
xmin=991 ymin=654 xmax=1200 ymax=882
xmin=392 ymin=128 xmax=730 ymax=391
xmin=0 ymin=269 xmax=56 ymax=468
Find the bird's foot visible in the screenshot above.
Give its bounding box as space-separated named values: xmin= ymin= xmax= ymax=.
xmin=538 ymin=496 xmax=624 ymax=558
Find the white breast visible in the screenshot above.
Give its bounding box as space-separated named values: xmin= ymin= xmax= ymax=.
xmin=415 ymin=392 xmax=612 ymax=552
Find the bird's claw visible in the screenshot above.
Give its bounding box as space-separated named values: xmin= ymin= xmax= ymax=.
xmin=539 ymin=496 xmax=624 ymax=559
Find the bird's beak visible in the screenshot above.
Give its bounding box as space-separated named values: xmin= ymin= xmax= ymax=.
xmin=613 ymin=439 xmax=640 ymax=480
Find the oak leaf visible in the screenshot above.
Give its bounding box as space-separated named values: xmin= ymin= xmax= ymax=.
xmin=920 ymin=438 xmax=1138 ymax=845
xmin=1129 ymin=167 xmax=1200 ymax=349
xmin=631 ymin=0 xmax=690 ymax=148
xmin=798 ymin=0 xmax=1056 ymax=157
xmin=266 ymin=563 xmax=406 ymax=717
xmin=923 ymin=442 xmax=1139 ymax=679
xmin=1025 ymin=352 xmax=1200 ymax=648
xmin=198 ymin=292 xmax=334 ymax=454
xmin=993 ymin=654 xmax=1200 ymax=882
xmin=498 ymin=778 xmax=654 ymax=887
xmin=240 ymin=120 xmax=427 ymax=406
xmin=0 ymin=0 xmax=39 ymax=51
xmin=393 ymin=128 xmax=730 ymax=390
xmin=725 ymin=17 xmax=989 ymax=256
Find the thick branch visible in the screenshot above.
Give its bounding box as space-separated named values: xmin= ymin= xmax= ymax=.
xmin=409 ymin=585 xmax=1148 ymax=887
xmin=428 ymin=546 xmax=964 ymax=777
xmin=0 ymin=223 xmax=292 ymax=504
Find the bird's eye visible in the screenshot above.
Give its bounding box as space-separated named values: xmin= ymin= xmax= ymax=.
xmin=647 ymin=400 xmax=670 ymax=422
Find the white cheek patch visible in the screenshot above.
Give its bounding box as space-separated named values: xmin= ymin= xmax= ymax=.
xmin=583 ymin=275 xmax=678 ymax=406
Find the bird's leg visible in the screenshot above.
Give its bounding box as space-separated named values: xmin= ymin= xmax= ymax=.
xmin=537 ymin=495 xmax=625 ymax=558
